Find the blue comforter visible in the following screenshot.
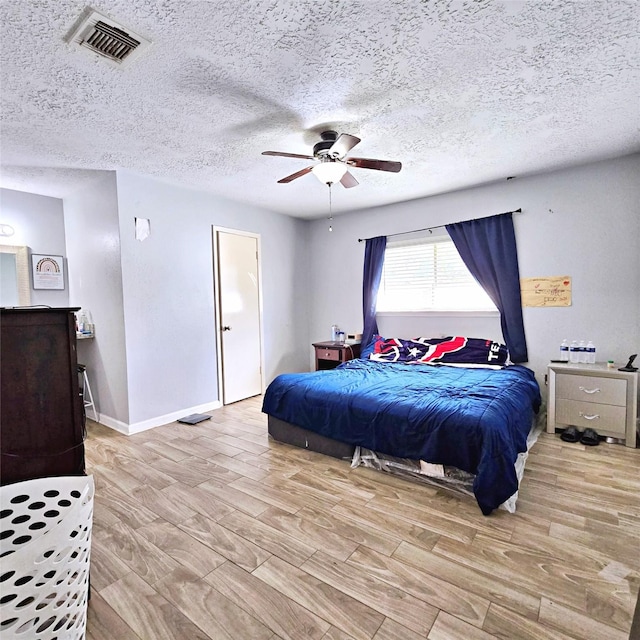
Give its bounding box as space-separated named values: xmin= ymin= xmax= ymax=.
xmin=262 ymin=359 xmax=541 ymax=514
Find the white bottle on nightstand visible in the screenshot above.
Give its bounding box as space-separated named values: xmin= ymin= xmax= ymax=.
xmin=578 ymin=340 xmax=587 ymax=363
xmin=586 ymin=341 xmax=596 ymax=364
xmin=560 ymin=339 xmax=569 ymax=362
xmin=569 ymin=340 xmax=579 ymax=363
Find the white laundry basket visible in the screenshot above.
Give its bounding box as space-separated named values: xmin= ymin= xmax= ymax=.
xmin=0 ymin=475 xmax=94 ymax=639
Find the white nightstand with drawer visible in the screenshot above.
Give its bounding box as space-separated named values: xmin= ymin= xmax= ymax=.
xmin=547 ymin=363 xmax=638 ymax=447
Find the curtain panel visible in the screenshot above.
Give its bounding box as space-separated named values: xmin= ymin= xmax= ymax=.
xmin=362 ymin=236 xmax=387 ymax=349
xmin=446 ymin=212 xmax=529 ymax=363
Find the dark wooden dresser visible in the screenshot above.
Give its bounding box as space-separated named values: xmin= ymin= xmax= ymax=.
xmin=1 ymin=307 xmax=85 ymax=485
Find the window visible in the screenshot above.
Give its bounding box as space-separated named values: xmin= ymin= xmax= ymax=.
xmin=377 ymin=235 xmax=497 ymax=313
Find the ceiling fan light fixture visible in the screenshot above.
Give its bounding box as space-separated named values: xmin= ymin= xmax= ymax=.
xmin=263 ymin=131 xmax=401 ymax=186
xmin=312 ymin=160 xmax=348 ymax=185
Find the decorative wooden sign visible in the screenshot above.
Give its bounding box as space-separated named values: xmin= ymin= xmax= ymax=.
xmin=521 ymin=276 xmax=571 ymax=307
xmin=32 ymin=254 xmax=65 ymax=290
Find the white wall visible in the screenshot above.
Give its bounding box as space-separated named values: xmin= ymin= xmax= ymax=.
xmin=0 ymin=188 xmax=69 ymax=307
xmin=115 ymin=171 xmax=309 ymax=426
xmin=1 ymin=173 xmax=309 ymax=433
xmin=7 ymin=154 xmax=637 ymax=430
xmin=64 ymin=172 xmax=130 ymax=426
xmin=307 ymin=154 xmax=640 ymax=390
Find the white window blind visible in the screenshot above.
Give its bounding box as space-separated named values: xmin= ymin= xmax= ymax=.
xmin=377 ymin=236 xmax=497 ymax=312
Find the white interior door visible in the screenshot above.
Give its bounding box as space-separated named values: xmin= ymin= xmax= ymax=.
xmin=214 ymin=229 xmax=263 ymax=404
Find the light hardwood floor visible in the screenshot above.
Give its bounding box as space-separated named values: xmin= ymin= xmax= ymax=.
xmin=85 ymin=396 xmax=640 ymax=639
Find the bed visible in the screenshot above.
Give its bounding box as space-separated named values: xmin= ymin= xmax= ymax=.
xmin=262 ymin=336 xmax=541 ymax=515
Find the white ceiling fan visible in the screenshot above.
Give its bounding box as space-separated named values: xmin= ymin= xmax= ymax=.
xmin=262 ymin=130 xmax=402 ymax=188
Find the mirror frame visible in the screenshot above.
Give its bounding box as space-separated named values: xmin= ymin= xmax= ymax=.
xmin=0 ymin=245 xmax=31 ymax=306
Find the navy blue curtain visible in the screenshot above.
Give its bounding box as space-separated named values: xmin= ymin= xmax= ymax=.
xmin=362 ymin=236 xmax=387 ymax=348
xmin=446 ymin=213 xmax=528 ymax=363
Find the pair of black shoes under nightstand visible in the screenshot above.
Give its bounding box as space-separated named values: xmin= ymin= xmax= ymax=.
xmin=560 ymin=426 xmax=600 ymax=446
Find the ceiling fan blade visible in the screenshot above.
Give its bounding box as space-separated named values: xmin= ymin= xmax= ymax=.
xmin=262 ymin=151 xmax=315 ymax=160
xmin=277 ymin=166 xmax=314 ymax=183
xmin=329 ymin=134 xmax=361 ymax=159
xmin=340 ymin=171 xmax=359 ymax=189
xmin=347 ymin=157 xmax=402 ymax=173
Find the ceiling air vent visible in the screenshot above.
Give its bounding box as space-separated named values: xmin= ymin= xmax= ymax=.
xmin=66 ymin=9 xmax=151 ymax=66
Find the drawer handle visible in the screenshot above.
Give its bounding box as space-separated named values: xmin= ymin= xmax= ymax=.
xmin=578 ymin=386 xmax=600 ymax=394
xmin=579 ymin=412 xmax=600 ymax=420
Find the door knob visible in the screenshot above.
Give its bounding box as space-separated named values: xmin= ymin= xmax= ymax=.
xmin=222 ymin=325 xmax=231 ymax=331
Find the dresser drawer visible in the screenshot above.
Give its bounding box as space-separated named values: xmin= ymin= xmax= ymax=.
xmin=555 ymin=399 xmax=626 ymax=434
xmin=317 ymin=348 xmax=340 ymax=362
xmin=555 ymin=374 xmax=627 ymax=406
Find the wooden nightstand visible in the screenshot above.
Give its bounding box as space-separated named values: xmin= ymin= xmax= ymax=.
xmin=312 ymin=341 xmax=361 ymax=371
xmin=547 ymin=362 xmax=638 ymax=448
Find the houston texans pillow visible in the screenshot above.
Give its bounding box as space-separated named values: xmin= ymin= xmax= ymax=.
xmin=369 ymin=336 xmax=508 ymax=365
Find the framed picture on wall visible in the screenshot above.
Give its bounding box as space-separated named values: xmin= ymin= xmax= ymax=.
xmin=32 ymin=254 xmax=65 ymax=290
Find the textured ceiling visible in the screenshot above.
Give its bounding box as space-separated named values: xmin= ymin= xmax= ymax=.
xmin=1 ymin=0 xmax=638 ymax=218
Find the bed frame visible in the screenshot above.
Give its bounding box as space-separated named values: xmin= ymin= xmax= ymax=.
xmin=268 ymin=416 xmax=355 ymax=460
